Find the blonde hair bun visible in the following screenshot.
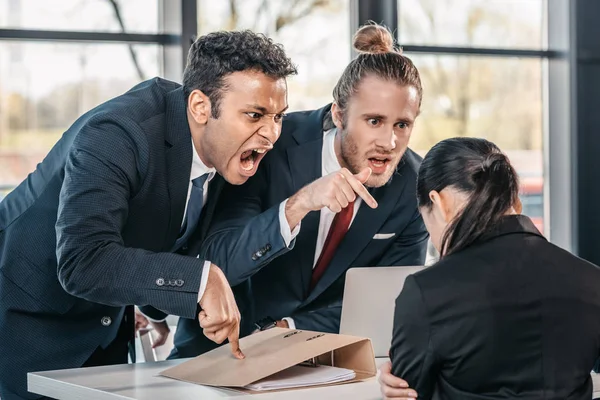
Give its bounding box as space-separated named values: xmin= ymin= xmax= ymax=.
xmin=353 ymin=23 xmax=398 ymax=54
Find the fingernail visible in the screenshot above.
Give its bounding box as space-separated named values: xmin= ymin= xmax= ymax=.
xmin=409 ymin=390 xmax=418 ymax=397
xmin=399 ymin=382 xmax=408 ymax=388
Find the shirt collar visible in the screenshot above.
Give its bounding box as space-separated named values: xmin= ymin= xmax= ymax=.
xmin=191 ymin=138 xmax=216 ymax=182
xmin=323 ymin=128 xmax=341 ymax=175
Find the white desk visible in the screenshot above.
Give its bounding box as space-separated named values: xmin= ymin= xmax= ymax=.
xmin=28 ymin=360 xmax=600 ymax=400
xmin=27 ymin=359 xmax=385 ymax=400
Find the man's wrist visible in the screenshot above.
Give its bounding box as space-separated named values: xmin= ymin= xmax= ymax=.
xmin=279 ymin=199 xmax=300 ymax=247
xmin=197 ymin=261 xmax=212 ymax=304
xmin=286 ymin=190 xmax=310 ymax=228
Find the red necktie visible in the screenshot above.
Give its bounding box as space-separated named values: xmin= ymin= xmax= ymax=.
xmin=310 ymin=201 xmax=355 ymax=291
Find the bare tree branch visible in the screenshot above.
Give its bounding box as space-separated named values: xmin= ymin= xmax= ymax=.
xmin=228 ymin=0 xmax=239 ymax=30
xmin=106 ymin=0 xmax=145 ymax=81
xmin=274 ymin=0 xmax=332 ymax=32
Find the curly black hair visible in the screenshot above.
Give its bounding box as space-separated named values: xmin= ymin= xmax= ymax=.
xmin=183 ymin=30 xmax=297 ymax=118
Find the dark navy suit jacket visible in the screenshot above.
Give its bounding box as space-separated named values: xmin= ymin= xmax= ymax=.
xmin=0 ymin=78 xmax=224 ymax=400
xmin=391 ymin=215 xmax=600 ymax=400
xmin=170 ymin=105 xmax=429 ymax=358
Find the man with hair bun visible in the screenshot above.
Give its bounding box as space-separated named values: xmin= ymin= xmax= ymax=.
xmin=165 ymin=23 xmax=427 ymax=385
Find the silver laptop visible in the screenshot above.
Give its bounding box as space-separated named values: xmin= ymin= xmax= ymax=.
xmin=340 ymin=266 xmax=425 ymax=358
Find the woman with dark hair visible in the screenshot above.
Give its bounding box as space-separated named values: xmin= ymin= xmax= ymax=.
xmin=379 ymin=137 xmax=600 ymax=400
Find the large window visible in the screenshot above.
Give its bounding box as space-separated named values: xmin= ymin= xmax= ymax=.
xmin=0 ymin=0 xmax=351 ymax=198
xmin=0 ymin=0 xmax=550 ymax=224
xmin=1 ymin=0 xmax=160 ymax=33
xmin=0 ymin=0 xmax=168 ymax=197
xmin=398 ymin=0 xmax=547 ymax=235
xmin=399 ymin=0 xmax=544 ymax=49
xmin=409 ymin=55 xmax=544 ymax=231
xmin=0 ymin=42 xmax=160 ymax=190
xmin=197 ymin=0 xmax=350 ymax=111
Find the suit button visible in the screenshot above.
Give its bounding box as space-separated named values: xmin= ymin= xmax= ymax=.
xmin=265 ymin=244 xmax=272 ymax=251
xmin=176 ymin=279 xmax=184 ymax=287
xmin=251 ymin=253 xmax=258 ymax=261
xmin=182 ymin=245 xmax=188 ymax=251
xmin=156 ymin=278 xmax=165 ymax=286
xmin=101 ymin=316 xmax=112 ymax=326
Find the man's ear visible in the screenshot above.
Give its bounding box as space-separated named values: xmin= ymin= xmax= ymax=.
xmin=331 ymin=102 xmax=344 ymax=130
xmin=188 ymin=89 xmax=211 ymax=124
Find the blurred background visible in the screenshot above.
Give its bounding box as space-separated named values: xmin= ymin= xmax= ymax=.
xmin=0 ymin=0 xmax=597 ymax=262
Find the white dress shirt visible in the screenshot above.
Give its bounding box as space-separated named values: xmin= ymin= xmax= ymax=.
xmin=282 ymin=128 xmax=361 ymax=329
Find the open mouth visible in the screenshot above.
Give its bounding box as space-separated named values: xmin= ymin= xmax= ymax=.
xmin=368 ymin=157 xmax=391 ymax=173
xmin=240 ymin=148 xmax=267 ymax=174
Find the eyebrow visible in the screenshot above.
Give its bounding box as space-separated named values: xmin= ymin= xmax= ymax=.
xmin=245 ymin=104 xmax=289 ymax=114
xmin=361 ymin=113 xmax=386 ymax=120
xmin=397 ymin=117 xmax=415 ymax=125
xmin=362 ymin=113 xmax=414 ymax=124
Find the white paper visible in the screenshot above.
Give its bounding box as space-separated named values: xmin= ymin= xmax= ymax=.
xmin=244 ymin=365 xmax=356 ymax=391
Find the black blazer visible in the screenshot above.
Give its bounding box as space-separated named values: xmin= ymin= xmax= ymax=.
xmin=168 ymin=105 xmax=429 ymax=358
xmin=391 ymin=215 xmax=600 ymax=400
xmin=0 ymin=78 xmax=221 ymax=400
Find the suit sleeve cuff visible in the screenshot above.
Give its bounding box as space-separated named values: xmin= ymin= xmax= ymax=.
xmin=197 ymin=260 xmax=211 ymax=303
xmin=282 ymin=317 xmax=296 ymax=330
xmin=279 ymin=199 xmax=301 ymax=248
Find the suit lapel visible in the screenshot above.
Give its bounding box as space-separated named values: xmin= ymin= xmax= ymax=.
xmin=284 ymin=107 xmax=331 ymax=293
xmin=302 ymin=169 xmax=409 ymax=305
xmin=287 ymin=139 xmax=323 ymax=197
xmin=286 ymin=138 xmax=324 ymax=293
xmin=163 ymin=88 xmax=193 ymax=251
